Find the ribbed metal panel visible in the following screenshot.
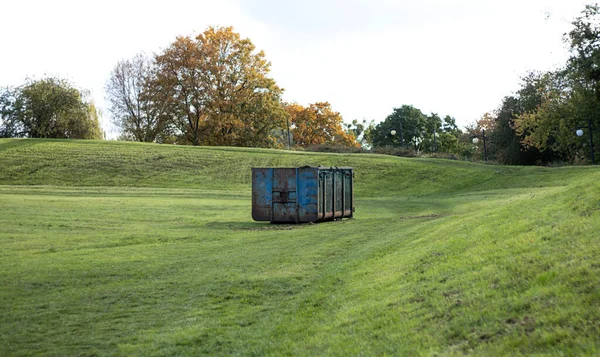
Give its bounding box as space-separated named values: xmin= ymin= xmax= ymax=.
xmin=252 ymin=166 xmax=354 ymax=223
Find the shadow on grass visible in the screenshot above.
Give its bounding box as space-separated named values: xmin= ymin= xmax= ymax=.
xmin=204 ymin=221 xmax=343 ymax=231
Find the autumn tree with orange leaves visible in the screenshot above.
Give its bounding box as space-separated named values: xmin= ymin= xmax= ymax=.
xmin=150 ymin=26 xmax=286 ymax=146
xmin=286 ymin=102 xmax=359 ymax=148
xmin=107 ymin=26 xmax=362 ymax=149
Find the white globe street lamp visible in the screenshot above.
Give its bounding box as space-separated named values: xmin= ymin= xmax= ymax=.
xmin=390 ymin=128 xmax=404 ymax=146
xmin=472 ymin=137 xmax=479 ymax=144
xmin=575 ymin=120 xmax=595 ymax=164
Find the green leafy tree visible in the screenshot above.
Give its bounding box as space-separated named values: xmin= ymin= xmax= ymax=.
xmin=439 ymin=115 xmax=462 ymax=153
xmin=510 ymin=2 xmax=600 ymax=165
xmin=565 ymin=4 xmax=600 ymax=98
xmin=562 ymin=4 xmax=600 ymax=162
xmin=420 ymin=113 xmax=442 ymax=153
xmin=483 ymin=73 xmax=554 ymax=165
xmin=467 ymin=4 xmax=600 ymax=165
xmin=345 ymin=118 xmax=370 ymax=147
xmin=419 ymin=114 xmax=464 ymax=154
xmin=0 ymin=78 xmax=103 ymax=139
xmin=442 ymin=115 xmax=458 ymax=133
xmin=514 ymin=74 xmax=599 ymax=164
xmin=369 ymin=105 xmax=427 ymax=149
xmin=488 ymin=96 xmax=527 ymax=164
xmin=368 ymin=106 xmax=463 ymax=154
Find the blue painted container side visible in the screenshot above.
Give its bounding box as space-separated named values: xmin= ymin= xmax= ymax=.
xmin=251 ymin=168 xmax=273 ymax=221
xmin=252 ymin=166 xmax=354 ymax=223
xmin=298 ymin=167 xmax=319 ymax=222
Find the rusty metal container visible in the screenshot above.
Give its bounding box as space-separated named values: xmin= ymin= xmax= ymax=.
xmin=252 ymin=166 xmax=354 ymax=223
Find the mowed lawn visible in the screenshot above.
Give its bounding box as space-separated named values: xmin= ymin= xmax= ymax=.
xmin=1 ymin=139 xmax=600 ymax=356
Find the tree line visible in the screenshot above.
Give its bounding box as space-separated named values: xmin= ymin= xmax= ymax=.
xmin=2 ymin=4 xmax=599 ymax=165
xmin=465 ymin=4 xmax=600 ymax=165
xmin=0 ymin=26 xmax=356 ymax=149
xmin=359 ymin=4 xmax=600 ymax=165
xmin=106 ymin=26 xmax=356 ymax=148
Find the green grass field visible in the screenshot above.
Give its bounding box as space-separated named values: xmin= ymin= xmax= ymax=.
xmin=1 ymin=138 xmax=600 ymax=356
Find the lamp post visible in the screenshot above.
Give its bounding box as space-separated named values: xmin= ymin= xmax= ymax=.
xmin=471 ymin=129 xmax=488 ymax=162
xmin=390 ymin=128 xmax=403 ymax=147
xmin=576 ymin=119 xmax=595 ymax=165
xmin=286 ymin=117 xmax=291 ymax=149
xmin=433 ymin=127 xmax=437 ymax=152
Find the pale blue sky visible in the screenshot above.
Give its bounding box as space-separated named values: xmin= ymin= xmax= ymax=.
xmin=0 ymin=0 xmax=590 ymax=137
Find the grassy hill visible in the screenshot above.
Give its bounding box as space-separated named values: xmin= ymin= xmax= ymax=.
xmin=1 ymin=138 xmax=599 ymax=356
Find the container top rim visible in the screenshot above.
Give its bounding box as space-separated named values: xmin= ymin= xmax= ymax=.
xmin=251 ymin=166 xmax=353 ymax=170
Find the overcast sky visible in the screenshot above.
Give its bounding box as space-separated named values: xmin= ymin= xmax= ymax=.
xmin=0 ymin=0 xmax=591 ymax=137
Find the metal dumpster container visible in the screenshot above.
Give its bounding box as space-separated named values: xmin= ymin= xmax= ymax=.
xmin=252 ymin=166 xmax=354 ymax=223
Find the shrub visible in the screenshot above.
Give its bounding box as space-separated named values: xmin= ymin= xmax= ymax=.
xmin=370 ymin=146 xmax=416 ymax=157
xmin=303 ymin=144 xmax=367 ymax=154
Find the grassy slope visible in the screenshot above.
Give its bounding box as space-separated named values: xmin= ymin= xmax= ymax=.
xmin=1 ymin=138 xmax=599 ymax=356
